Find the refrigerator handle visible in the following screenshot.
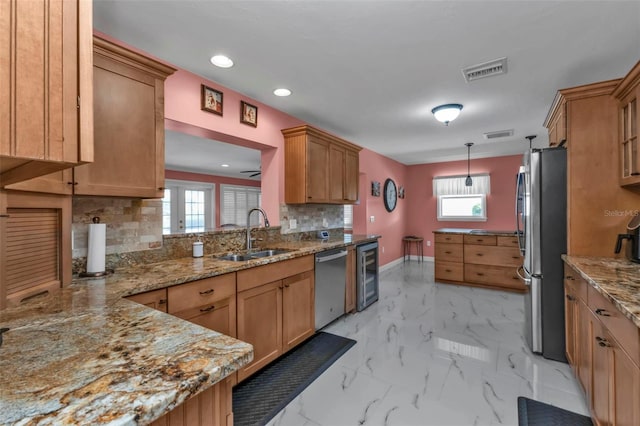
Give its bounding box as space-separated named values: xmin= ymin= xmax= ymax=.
xmin=515 ymin=171 xmax=525 ymax=255
xmin=516 ymin=265 xmax=531 ymax=286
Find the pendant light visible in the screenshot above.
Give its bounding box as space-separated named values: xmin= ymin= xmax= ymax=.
xmin=465 ymin=142 xmax=474 ymax=186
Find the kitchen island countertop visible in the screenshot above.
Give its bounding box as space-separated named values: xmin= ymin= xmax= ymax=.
xmin=562 ymin=255 xmax=640 ymax=329
xmin=0 ymin=234 xmax=378 ymax=425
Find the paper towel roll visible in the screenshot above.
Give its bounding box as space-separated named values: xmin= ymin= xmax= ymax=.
xmin=87 ymin=223 xmax=106 ymax=274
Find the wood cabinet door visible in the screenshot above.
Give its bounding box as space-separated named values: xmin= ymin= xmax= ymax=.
xmin=590 ymin=311 xmax=610 ymax=426
xmin=282 ymin=270 xmax=315 ymax=352
xmin=564 ymin=281 xmax=577 ymax=366
xmin=609 ymin=330 xmax=640 ymax=426
xmin=344 ymin=149 xmax=359 ymax=202
xmin=329 ymin=144 xmax=346 ymax=202
xmin=305 ymin=136 xmax=329 ymax=202
xmin=127 ymin=289 xmax=168 ymax=313
xmin=150 ymin=381 xmax=222 ymax=426
xmin=237 ymin=280 xmax=283 ymax=381
xmin=174 ymin=296 xmax=236 ymax=338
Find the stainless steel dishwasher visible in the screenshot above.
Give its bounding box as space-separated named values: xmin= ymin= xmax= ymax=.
xmin=314 ymin=248 xmax=348 ymax=330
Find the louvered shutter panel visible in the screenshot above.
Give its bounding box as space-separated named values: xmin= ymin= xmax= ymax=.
xmin=5 ymin=208 xmax=62 ymax=304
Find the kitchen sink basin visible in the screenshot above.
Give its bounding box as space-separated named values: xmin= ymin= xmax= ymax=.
xmin=217 ymin=248 xmax=293 ymax=261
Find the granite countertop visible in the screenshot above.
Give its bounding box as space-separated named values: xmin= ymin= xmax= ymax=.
xmin=563 ymin=255 xmax=640 ymax=329
xmin=434 ymin=228 xmax=520 ymax=237
xmin=0 ymin=234 xmax=378 ymax=425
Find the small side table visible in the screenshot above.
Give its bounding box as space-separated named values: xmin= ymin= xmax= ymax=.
xmin=403 ymin=236 xmax=424 ymax=262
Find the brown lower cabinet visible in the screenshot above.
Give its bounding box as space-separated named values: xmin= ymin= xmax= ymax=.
xmin=236 ymin=255 xmax=315 ymax=382
xmin=564 ymin=262 xmax=640 ymax=426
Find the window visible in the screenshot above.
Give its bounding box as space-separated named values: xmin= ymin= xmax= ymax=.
xmin=220 ymin=184 xmax=262 ymax=226
xmin=433 ymin=174 xmax=490 ymax=221
xmin=162 ymin=180 xmax=215 ymax=234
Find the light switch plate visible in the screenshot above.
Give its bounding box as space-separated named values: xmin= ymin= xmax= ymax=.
xmin=370 ymin=216 xmax=375 ymax=223
xmin=322 ymin=218 xmax=328 ymax=227
xmin=289 ymin=219 xmax=297 ymax=229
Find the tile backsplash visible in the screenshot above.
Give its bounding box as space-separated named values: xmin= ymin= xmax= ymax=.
xmin=71 ymin=197 xmax=345 ymax=274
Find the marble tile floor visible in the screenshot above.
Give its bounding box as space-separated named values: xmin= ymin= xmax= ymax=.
xmin=266 ymin=261 xmax=589 ymax=426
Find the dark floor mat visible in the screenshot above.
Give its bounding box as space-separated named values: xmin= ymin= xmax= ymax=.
xmin=518 ymin=397 xmax=593 ymax=426
xmin=233 ymin=331 xmax=356 ymax=426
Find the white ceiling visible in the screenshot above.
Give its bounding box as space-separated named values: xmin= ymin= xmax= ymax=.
xmin=93 ymin=0 xmax=640 ymax=175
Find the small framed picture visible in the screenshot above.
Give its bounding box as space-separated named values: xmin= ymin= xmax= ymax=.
xmin=201 ymin=85 xmax=223 ymax=116
xmin=240 ymin=101 xmax=258 ymax=127
xmin=371 ymin=181 xmax=380 ymax=197
xmin=398 ymin=186 xmax=405 ymax=199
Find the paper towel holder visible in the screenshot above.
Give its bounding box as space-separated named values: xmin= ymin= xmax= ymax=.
xmin=79 ymin=217 xmax=114 ymax=278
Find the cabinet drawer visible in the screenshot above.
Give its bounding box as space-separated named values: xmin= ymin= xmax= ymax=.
xmin=126 ymin=288 xmax=168 ymax=313
xmin=237 ymin=255 xmax=314 ymax=292
xmin=564 ymin=264 xmax=588 ymax=302
xmin=497 ymin=236 xmax=520 ymax=247
xmin=464 ymin=264 xmax=525 ymax=290
xmin=435 ymin=261 xmax=463 ymax=282
xmin=463 ymin=234 xmax=497 ymax=246
xmin=434 ymin=233 xmax=463 ymax=244
xmin=464 ymin=245 xmax=521 ymax=267
xmin=168 ymin=273 xmax=236 ymax=314
xmin=588 ymin=285 xmax=640 ymax=367
xmin=435 ymin=243 xmax=463 ymax=263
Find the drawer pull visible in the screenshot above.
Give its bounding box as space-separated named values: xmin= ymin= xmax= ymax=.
xmin=476 ymin=239 xmax=484 ymax=242
xmin=512 ymin=256 xmax=519 ymax=259
xmin=596 ymin=337 xmax=611 ymax=347
xmin=445 ymin=251 xmax=452 ymax=254
xmin=285 ymin=284 xmax=290 ymax=288
xmin=565 ymin=275 xmax=575 ymax=281
xmin=445 ymin=237 xmax=451 ymax=241
xmin=595 ymin=308 xmax=610 ymax=317
xmin=565 ymin=294 xmax=575 ymax=301
xmin=476 ymin=253 xmax=484 ymax=257
xmin=476 ymin=273 xmax=484 ymax=276
xmin=445 ymin=269 xmax=452 ymax=273
xmin=158 ymin=299 xmax=167 ymax=305
xmin=199 ymin=289 xmax=215 ymax=295
xmin=200 ymin=305 xmax=215 ymax=312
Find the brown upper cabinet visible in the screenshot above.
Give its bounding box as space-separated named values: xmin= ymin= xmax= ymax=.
xmin=6 ymin=36 xmax=176 ymax=198
xmin=282 ymin=125 xmax=361 ymax=204
xmin=546 ymin=97 xmax=567 ymax=147
xmin=613 ymin=60 xmax=640 ymax=188
xmin=0 ymin=0 xmax=93 ymax=186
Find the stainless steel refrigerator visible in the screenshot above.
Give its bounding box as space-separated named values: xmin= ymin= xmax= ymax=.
xmin=515 ymin=147 xmax=567 ymax=362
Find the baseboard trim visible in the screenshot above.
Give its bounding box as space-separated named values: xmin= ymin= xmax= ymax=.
xmin=380 ymin=256 xmax=434 ymax=272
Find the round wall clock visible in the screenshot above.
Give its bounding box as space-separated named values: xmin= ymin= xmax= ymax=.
xmin=383 ymin=178 xmax=397 ymax=212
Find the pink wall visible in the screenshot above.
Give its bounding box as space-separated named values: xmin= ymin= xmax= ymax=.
xmin=355 ymin=149 xmax=408 ymax=265
xmin=406 ymin=154 xmax=522 ymax=257
xmin=165 ymin=170 xmax=260 ymax=228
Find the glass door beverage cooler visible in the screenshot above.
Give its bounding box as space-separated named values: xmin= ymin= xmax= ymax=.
xmin=356 ymin=242 xmax=379 ymax=311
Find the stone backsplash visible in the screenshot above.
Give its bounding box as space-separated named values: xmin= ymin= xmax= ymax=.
xmin=280 ymin=204 xmax=344 ymax=233
xmin=71 ymin=197 xmax=345 ymax=274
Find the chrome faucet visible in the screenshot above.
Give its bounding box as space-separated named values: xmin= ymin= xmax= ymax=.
xmin=246 ymin=208 xmax=270 ymax=251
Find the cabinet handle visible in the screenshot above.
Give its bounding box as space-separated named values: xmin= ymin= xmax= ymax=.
xmin=158 ymin=187 xmax=166 ymax=190
xmin=200 ymin=305 xmax=215 ymax=312
xmin=565 ymin=275 xmax=575 ymax=280
xmin=158 ymin=299 xmax=167 ymax=305
xmin=285 ymin=284 xmax=290 ymax=288
xmin=67 ymin=181 xmax=78 ymax=185
xmin=476 ymin=253 xmax=484 ymax=257
xmin=512 ymin=256 xmax=520 ymax=259
xmin=199 ymin=289 xmax=215 ymax=295
xmin=596 ymin=337 xmax=611 ymax=347
xmin=477 ymin=273 xmax=484 ymax=276
xmin=565 ymin=294 xmax=575 ymax=301
xmin=595 ymin=308 xmax=611 ymax=317
xmin=445 ymin=251 xmax=452 ymax=254
xmin=476 ymin=239 xmax=484 ymax=242
xmin=445 ymin=237 xmax=451 ymax=241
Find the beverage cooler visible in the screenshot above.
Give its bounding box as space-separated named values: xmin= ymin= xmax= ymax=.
xmin=356 ymin=242 xmax=379 ymax=311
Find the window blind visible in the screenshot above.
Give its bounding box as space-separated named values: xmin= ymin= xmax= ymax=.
xmin=221 ymin=184 xmax=262 ymax=226
xmin=344 ymin=205 xmax=353 ymax=229
xmin=433 ymin=174 xmax=491 ymax=196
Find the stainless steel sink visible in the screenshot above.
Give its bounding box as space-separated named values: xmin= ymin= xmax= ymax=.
xmin=217 ymin=248 xmax=293 ymax=261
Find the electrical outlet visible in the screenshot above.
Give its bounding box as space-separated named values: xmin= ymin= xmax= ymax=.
xmin=427 ymin=240 xmax=431 ymax=247
xmin=370 ymin=215 xmax=375 ymax=223
xmin=322 ymin=218 xmax=328 ymax=227
xmin=289 ymin=219 xmax=297 ymax=229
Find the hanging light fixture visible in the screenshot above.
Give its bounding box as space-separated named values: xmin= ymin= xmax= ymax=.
xmin=432 ymin=104 xmax=463 ymax=126
xmin=465 ymin=142 xmax=474 ymax=186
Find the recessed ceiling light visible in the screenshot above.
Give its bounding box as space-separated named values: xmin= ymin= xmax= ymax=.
xmin=210 ymin=55 xmax=233 ymax=68
xmin=273 ymin=88 xmax=292 ymax=97
xmin=221 ymin=164 xmax=229 ymax=168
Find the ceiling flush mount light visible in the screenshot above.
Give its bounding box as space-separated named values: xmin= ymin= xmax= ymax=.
xmin=210 ymin=55 xmax=234 ymax=68
xmin=432 ymin=104 xmax=463 ymax=126
xmin=465 ymin=142 xmax=474 ymax=186
xmin=221 ymin=164 xmax=229 ymax=168
xmin=273 ymin=88 xmax=291 ymax=97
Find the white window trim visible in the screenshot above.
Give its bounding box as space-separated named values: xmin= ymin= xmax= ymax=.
xmin=164 ymin=179 xmax=215 ymax=234
xmin=437 ymin=194 xmax=487 ymax=222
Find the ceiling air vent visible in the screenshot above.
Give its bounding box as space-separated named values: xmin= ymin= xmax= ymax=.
xmin=462 ymin=57 xmax=508 ymax=82
xmin=483 ymin=129 xmax=514 ymax=140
